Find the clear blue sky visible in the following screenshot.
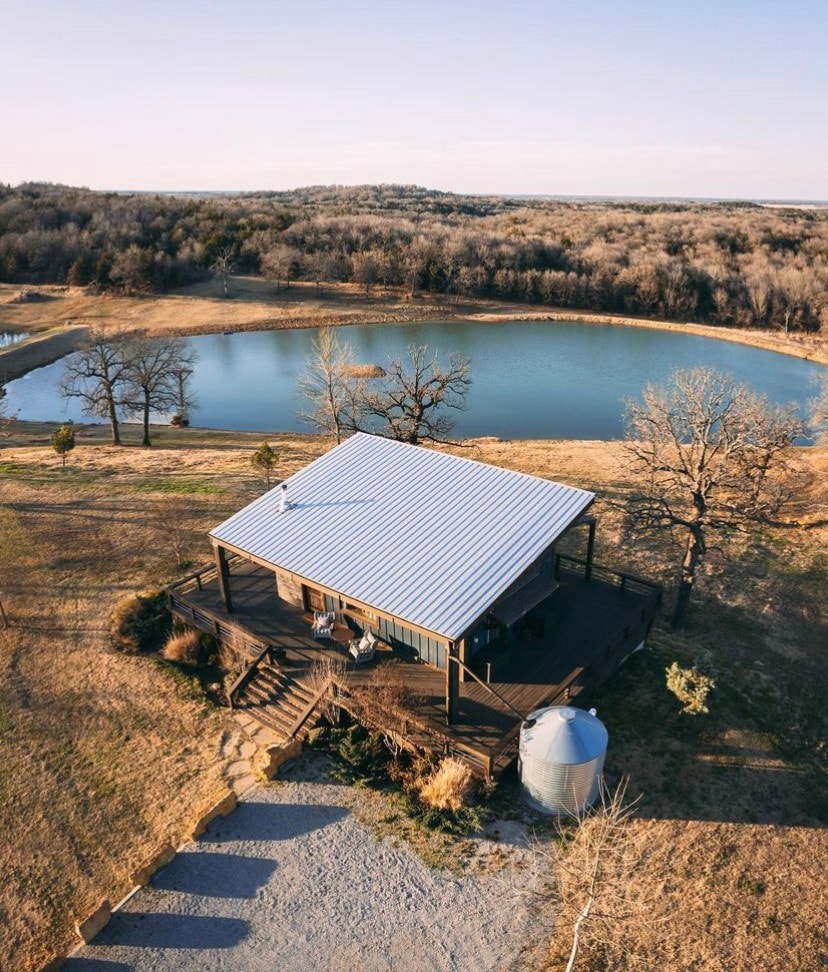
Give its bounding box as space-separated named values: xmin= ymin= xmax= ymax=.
xmin=1 ymin=0 xmax=825 ymax=198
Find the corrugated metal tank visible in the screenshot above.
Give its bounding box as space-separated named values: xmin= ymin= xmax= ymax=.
xmin=518 ymin=706 xmax=608 ymax=815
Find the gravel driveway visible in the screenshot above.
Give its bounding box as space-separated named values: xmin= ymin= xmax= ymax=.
xmin=66 ymin=755 xmax=543 ymax=971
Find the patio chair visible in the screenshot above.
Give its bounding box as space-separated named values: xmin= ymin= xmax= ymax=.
xmin=312 ymin=610 xmax=335 ymax=639
xmin=348 ymin=629 xmax=378 ymax=663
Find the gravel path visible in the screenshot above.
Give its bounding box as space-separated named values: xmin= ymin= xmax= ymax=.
xmin=67 ymin=755 xmax=544 ymax=971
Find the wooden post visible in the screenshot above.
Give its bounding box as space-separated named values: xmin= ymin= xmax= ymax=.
xmin=214 ymin=544 xmax=233 ymax=613
xmin=446 ymin=643 xmax=460 ymax=725
xmin=586 ymin=519 xmax=596 ymax=582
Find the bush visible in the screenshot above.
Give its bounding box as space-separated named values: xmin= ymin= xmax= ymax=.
xmin=318 ymin=724 xmax=391 ymax=788
xmin=162 ymin=628 xmax=203 ymax=665
xmin=399 ymin=791 xmax=483 ymax=836
xmin=417 ymin=757 xmax=475 ymax=812
xmin=666 ymin=652 xmax=717 ymax=714
xmin=110 ymin=590 xmax=172 ymax=654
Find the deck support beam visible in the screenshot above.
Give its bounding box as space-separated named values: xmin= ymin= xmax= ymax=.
xmin=586 ymin=518 xmax=596 ymax=582
xmin=446 ymin=643 xmax=460 ymax=725
xmin=214 ymin=544 xmax=233 ymax=613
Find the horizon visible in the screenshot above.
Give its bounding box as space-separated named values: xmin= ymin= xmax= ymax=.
xmin=1 ymin=1 xmax=826 ymax=198
xmin=8 ymin=182 xmax=828 ymax=207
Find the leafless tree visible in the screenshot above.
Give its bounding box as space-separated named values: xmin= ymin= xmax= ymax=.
xmin=58 ymin=330 xmax=131 ymax=445
xmin=537 ymin=779 xmax=659 ymax=972
xmin=0 ymin=385 xmax=13 ymax=436
xmin=623 ymin=368 xmax=803 ymax=627
xmin=297 ymin=327 xmax=364 ymax=443
xmin=810 ymin=373 xmax=828 ymax=443
xmin=210 ymin=249 xmax=236 ymax=298
xmin=351 ymin=251 xmax=380 ymax=296
xmin=361 ymin=345 xmax=471 ymax=445
xmin=261 ymin=244 xmax=300 ymax=292
xmin=146 ymin=495 xmax=197 ymax=569
xmin=122 ymin=336 xmax=197 ymax=447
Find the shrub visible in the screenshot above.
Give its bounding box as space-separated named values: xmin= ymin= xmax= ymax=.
xmin=250 ymin=441 xmax=277 ymax=488
xmin=329 ymin=725 xmax=390 ymax=787
xmin=666 ymin=652 xmax=717 ymax=714
xmin=399 ymin=791 xmax=483 ymax=836
xmin=417 ymin=757 xmax=475 ymax=812
xmin=162 ymin=628 xmax=203 ymax=665
xmin=110 ymin=590 xmax=172 ymax=654
xmin=51 ymin=423 xmax=75 ymax=467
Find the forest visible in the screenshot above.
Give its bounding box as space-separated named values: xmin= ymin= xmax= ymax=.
xmin=1 ymin=182 xmax=826 ymax=333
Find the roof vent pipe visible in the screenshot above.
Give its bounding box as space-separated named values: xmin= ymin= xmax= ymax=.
xmin=279 ymin=483 xmax=289 ymax=513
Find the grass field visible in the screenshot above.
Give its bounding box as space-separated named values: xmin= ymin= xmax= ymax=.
xmin=0 ymin=422 xmax=826 ymax=969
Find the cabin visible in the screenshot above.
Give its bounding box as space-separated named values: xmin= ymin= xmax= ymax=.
xmin=168 ymin=433 xmax=661 ymax=776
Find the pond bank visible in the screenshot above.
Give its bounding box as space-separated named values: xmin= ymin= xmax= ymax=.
xmin=0 ymin=325 xmax=89 ymax=383
xmin=1 ymin=279 xmax=825 ymax=374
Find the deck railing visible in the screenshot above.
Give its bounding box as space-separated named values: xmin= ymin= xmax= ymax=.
xmin=555 ymin=553 xmax=663 ymax=602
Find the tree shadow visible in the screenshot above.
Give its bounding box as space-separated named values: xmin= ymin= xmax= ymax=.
xmin=151 ymin=851 xmax=276 ymax=898
xmin=590 ymin=647 xmax=828 ymax=827
xmin=92 ymin=912 xmax=248 ymax=949
xmin=206 ymin=801 xmax=348 ymax=842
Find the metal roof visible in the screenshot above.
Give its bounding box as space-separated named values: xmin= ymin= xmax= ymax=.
xmin=210 ymin=433 xmax=594 ymax=642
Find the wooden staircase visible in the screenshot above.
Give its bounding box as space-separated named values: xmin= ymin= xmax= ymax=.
xmin=235 ymin=662 xmax=319 ymax=742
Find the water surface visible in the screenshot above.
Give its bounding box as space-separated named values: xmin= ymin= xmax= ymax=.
xmin=5 ymin=320 xmax=823 ymax=439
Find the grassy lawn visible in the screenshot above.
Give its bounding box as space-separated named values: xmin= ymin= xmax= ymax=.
xmin=0 ymin=422 xmax=825 ymax=969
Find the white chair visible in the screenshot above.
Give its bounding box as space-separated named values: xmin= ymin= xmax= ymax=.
xmin=312 ymin=611 xmax=335 ymax=639
xmin=348 ymin=629 xmax=378 ymax=663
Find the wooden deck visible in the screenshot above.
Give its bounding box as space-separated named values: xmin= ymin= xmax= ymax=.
xmin=168 ymin=556 xmax=660 ymax=776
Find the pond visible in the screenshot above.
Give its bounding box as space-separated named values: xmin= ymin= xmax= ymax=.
xmin=4 ymin=320 xmax=824 ymax=440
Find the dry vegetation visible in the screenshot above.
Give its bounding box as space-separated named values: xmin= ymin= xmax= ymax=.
xmin=3 ymin=184 xmax=828 ymax=339
xmin=0 ymin=422 xmax=825 ymax=970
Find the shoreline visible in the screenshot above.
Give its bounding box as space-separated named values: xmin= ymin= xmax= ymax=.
xmin=1 ymin=281 xmax=826 ymax=387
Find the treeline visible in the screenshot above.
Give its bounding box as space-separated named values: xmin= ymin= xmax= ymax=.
xmin=1 ymin=182 xmax=827 ymax=332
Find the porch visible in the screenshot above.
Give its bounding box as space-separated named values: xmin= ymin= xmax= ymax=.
xmin=167 ymin=555 xmax=661 ymax=777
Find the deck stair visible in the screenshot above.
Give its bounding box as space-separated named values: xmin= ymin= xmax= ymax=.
xmin=235 ymin=662 xmax=319 ymax=742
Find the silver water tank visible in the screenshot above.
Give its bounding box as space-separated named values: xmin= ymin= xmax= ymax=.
xmin=518 ymin=706 xmax=608 ymax=815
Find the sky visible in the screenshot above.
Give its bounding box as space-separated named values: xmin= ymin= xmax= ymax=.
xmin=1 ymin=0 xmax=826 ymax=199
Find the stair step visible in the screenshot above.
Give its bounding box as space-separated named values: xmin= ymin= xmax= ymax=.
xmin=243 ymin=704 xmax=293 ymax=733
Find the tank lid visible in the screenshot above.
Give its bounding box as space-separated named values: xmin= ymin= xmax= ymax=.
xmin=520 ymin=705 xmax=608 ymax=765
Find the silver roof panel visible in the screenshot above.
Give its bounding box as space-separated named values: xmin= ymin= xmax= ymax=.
xmin=210 ymin=433 xmax=594 ymax=641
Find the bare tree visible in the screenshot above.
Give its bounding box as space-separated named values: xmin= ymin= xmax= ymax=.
xmin=351 ymin=252 xmax=380 ymax=296
xmin=297 ymin=327 xmax=364 ymax=443
xmin=361 ymin=345 xmax=471 ymax=445
xmin=623 ymin=368 xmax=802 ymax=627
xmin=538 ymin=779 xmax=659 ymax=972
xmin=210 ymin=249 xmax=236 ymax=298
xmin=810 ymin=373 xmax=828 ymax=442
xmin=146 ymin=495 xmax=197 ymax=570
xmin=0 ymin=385 xmax=13 ymax=436
xmin=122 ymin=337 xmax=197 ymax=447
xmin=59 ymin=330 xmax=130 ymax=445
xmin=261 ymin=244 xmax=300 ymax=292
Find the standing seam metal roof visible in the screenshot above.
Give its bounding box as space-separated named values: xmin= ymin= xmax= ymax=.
xmin=210 ymin=433 xmax=594 ymax=642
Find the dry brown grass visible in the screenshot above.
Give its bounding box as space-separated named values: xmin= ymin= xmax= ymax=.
xmin=0 ymin=423 xmax=825 ymax=970
xmin=1 ymin=277 xmax=825 ymax=363
xmin=162 ymin=628 xmax=202 ymax=664
xmin=418 ymin=758 xmax=475 ymax=812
